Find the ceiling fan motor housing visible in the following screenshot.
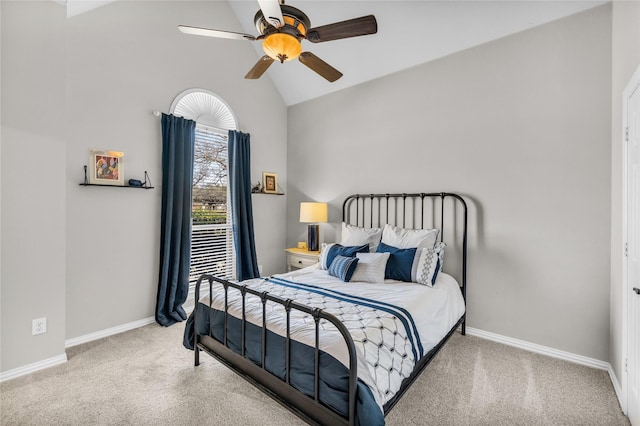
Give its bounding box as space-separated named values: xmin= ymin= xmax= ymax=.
xmin=254 ymin=4 xmax=311 ymax=37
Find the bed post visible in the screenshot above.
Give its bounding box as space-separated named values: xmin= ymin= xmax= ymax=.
xmin=194 ymin=274 xmax=205 ymax=366
xmin=459 ymin=194 xmax=468 ymax=335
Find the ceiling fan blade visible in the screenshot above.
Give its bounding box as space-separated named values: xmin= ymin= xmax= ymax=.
xmin=257 ymin=0 xmax=285 ymax=28
xmin=306 ymin=15 xmax=377 ymax=43
xmin=298 ymin=52 xmax=343 ymax=82
xmin=178 ymin=25 xmax=256 ymax=41
xmin=245 ymin=55 xmax=276 ymax=79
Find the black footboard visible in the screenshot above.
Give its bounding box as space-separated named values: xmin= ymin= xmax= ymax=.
xmin=193 ymin=274 xmax=359 ymax=426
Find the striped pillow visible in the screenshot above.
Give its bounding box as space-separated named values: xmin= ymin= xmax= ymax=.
xmin=327 ymin=255 xmax=360 ymax=282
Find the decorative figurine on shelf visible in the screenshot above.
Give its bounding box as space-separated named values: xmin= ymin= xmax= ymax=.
xmin=143 ymin=171 xmax=151 ymax=188
xmin=251 ymin=181 xmax=262 ymax=193
xmin=129 ymin=171 xmax=152 ymax=188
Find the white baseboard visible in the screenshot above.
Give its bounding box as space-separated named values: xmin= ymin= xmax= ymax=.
xmin=466 ymin=327 xmax=626 ymax=414
xmin=608 ymin=364 xmax=626 ymax=414
xmin=466 ymin=327 xmax=609 ymax=370
xmin=0 ymin=353 xmax=68 ymax=383
xmin=64 ymin=316 xmax=156 ymax=348
xmin=2 ymin=316 xmax=166 ymax=382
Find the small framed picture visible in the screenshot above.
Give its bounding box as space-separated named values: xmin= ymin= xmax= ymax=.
xmin=89 ymin=149 xmax=124 ymax=186
xmin=262 ymin=172 xmax=278 ymax=193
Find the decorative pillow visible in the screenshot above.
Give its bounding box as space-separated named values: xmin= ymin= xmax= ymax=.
xmin=319 ymin=243 xmax=369 ymax=270
xmin=376 ymin=242 xmax=417 ymax=282
xmin=350 ymin=252 xmax=391 ymax=283
xmin=381 ymin=224 xmax=439 ymax=249
xmin=327 ymin=255 xmax=359 ymax=282
xmin=413 ymin=242 xmax=446 ymax=287
xmin=340 ymin=223 xmax=383 ymax=252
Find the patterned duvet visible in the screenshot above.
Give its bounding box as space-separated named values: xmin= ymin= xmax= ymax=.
xmin=184 ymin=266 xmax=465 ymax=424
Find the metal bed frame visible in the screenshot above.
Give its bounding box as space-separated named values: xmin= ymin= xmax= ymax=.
xmin=192 ymin=192 xmax=467 ymax=425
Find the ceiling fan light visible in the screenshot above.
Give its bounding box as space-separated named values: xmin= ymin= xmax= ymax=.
xmin=262 ymin=33 xmax=302 ymax=63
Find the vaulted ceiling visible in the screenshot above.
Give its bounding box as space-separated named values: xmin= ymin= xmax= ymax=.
xmin=61 ymin=0 xmax=607 ymax=106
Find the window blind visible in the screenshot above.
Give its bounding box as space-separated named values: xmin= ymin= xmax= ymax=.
xmin=190 ymin=125 xmax=235 ymax=283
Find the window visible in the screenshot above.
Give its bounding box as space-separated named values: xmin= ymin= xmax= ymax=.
xmin=190 ymin=125 xmax=235 ymax=282
xmin=170 ymin=89 xmax=238 ymax=284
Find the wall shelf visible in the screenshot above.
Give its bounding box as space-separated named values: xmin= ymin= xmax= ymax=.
xmin=81 ymin=166 xmax=153 ymax=189
xmin=79 ymin=183 xmax=154 ymax=189
xmin=252 ymin=191 xmax=285 ymax=196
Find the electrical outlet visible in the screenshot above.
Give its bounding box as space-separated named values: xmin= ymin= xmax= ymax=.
xmin=32 ymin=318 xmax=47 ymax=335
xmin=258 ymin=264 xmax=264 ymax=274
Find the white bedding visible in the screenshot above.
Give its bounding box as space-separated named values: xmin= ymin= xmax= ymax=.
xmin=280 ymin=265 xmax=465 ymax=354
xmin=198 ymin=265 xmax=465 ymax=410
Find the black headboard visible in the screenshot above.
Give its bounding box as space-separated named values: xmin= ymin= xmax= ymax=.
xmin=342 ymin=192 xmax=467 ymax=302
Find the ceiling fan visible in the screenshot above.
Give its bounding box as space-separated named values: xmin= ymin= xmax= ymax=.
xmin=178 ymin=0 xmax=377 ymax=82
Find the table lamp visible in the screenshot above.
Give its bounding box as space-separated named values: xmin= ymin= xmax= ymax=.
xmin=299 ymin=202 xmax=328 ymax=252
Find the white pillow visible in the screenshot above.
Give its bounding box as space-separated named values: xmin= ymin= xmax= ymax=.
xmin=340 ymin=223 xmax=382 ymax=252
xmin=350 ymin=252 xmax=390 ymax=283
xmin=381 ymin=224 xmax=439 ymax=249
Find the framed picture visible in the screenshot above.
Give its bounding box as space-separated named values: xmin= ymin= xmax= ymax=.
xmin=89 ymin=149 xmax=124 ymax=186
xmin=262 ymin=172 xmax=278 ymax=193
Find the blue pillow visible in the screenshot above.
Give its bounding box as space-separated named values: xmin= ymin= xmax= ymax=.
xmin=327 ymin=255 xmax=360 ymax=282
xmin=320 ymin=243 xmax=369 ymax=270
xmin=376 ymin=242 xmax=417 ymax=282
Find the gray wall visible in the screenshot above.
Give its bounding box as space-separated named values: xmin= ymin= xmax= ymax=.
xmin=1 ymin=1 xmax=68 ymax=370
xmin=1 ymin=0 xmax=288 ymax=373
xmin=287 ymin=5 xmax=612 ymax=361
xmin=64 ymin=0 xmax=288 ymax=339
xmin=610 ymin=0 xmax=640 ymax=389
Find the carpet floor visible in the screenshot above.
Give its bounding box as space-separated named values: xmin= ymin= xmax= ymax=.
xmin=0 ymin=323 xmax=629 ymax=425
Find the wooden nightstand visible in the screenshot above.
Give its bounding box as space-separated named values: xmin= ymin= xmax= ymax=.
xmin=285 ymin=248 xmax=321 ymax=272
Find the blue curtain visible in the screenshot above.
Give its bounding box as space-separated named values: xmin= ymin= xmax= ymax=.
xmin=156 ymin=113 xmax=196 ymax=326
xmin=228 ymin=130 xmax=260 ymax=281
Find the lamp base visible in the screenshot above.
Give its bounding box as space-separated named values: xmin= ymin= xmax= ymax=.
xmin=307 ymin=224 xmax=320 ymax=252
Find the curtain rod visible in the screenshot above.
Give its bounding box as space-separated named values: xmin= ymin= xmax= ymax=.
xmin=152 ymin=110 xmax=239 ymax=133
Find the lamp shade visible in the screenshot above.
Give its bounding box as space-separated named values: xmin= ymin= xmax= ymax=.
xmin=262 ymin=33 xmax=302 ymax=63
xmin=299 ymin=202 xmax=328 ymax=223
